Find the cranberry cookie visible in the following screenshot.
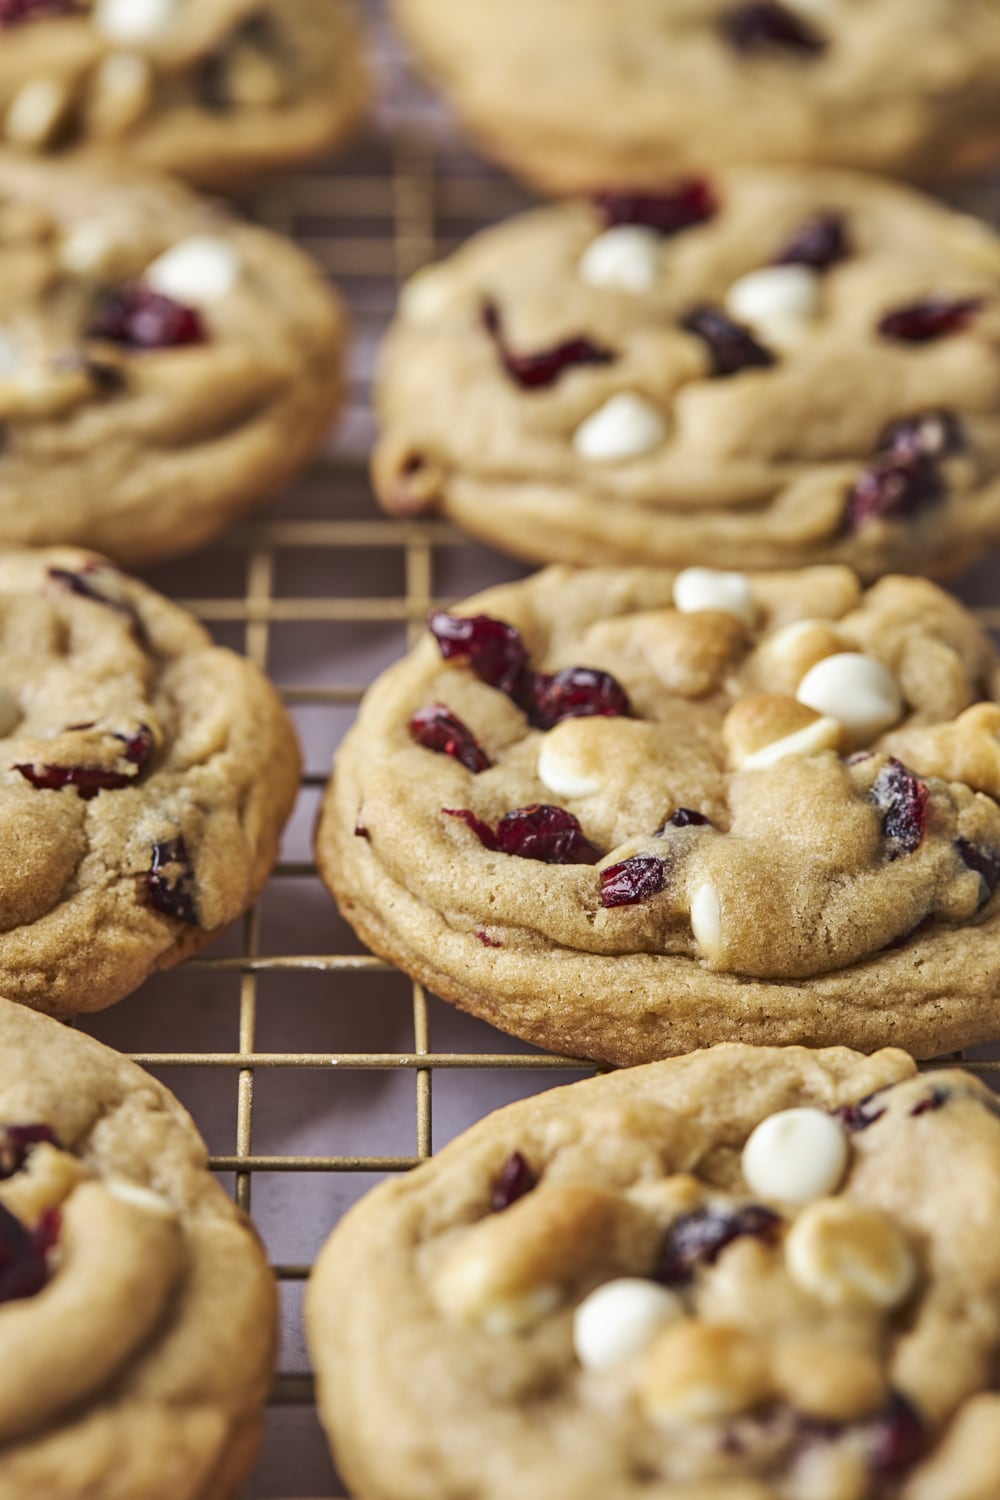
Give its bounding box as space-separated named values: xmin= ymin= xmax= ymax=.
xmin=0 ymin=996 xmax=275 ymax=1500
xmin=0 ymin=546 xmax=299 ymax=1016
xmin=375 ymin=169 xmax=1000 ymax=581
xmin=0 ymin=151 xmax=343 ymax=566
xmin=318 ymin=564 xmax=1000 ymax=1064
xmin=392 ymin=0 xmax=1000 ymax=190
xmin=309 ymin=1043 xmax=1000 ymax=1500
xmin=0 ymin=0 xmax=367 ymax=187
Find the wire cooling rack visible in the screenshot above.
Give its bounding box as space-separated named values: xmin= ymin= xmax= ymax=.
xmin=77 ymin=4 xmax=1000 ymax=1495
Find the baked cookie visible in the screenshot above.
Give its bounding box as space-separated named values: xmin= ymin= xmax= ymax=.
xmin=375 ymin=170 xmax=1000 ymax=581
xmin=0 ymin=0 xmax=368 ymax=188
xmin=392 ymin=0 xmax=1000 ymax=190
xmin=309 ymin=1043 xmax=1000 ymax=1500
xmin=318 ymin=563 xmax=1000 ymax=1065
xmin=0 ymin=996 xmax=275 ymax=1500
xmin=0 ymin=545 xmax=299 ymax=1016
xmin=0 ymin=151 xmax=343 ymax=566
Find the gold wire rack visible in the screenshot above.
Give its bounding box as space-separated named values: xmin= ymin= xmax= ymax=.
xmin=79 ymin=7 xmax=1000 ymax=1493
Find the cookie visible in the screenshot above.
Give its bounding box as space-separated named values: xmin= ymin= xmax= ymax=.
xmin=0 ymin=151 xmax=343 ymax=566
xmin=0 ymin=545 xmax=299 ymax=1016
xmin=309 ymin=1043 xmax=1000 ymax=1500
xmin=0 ymin=0 xmax=368 ymax=188
xmin=374 ymin=170 xmax=1000 ymax=581
xmin=317 ymin=563 xmax=1000 ymax=1065
xmin=0 ymin=995 xmax=275 ymax=1500
xmin=392 ymin=0 xmax=1000 ymax=190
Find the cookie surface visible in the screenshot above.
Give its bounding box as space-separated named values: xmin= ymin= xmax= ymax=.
xmin=392 ymin=0 xmax=1000 ymax=189
xmin=374 ymin=171 xmax=1000 ymax=580
xmin=309 ymin=1044 xmax=1000 ymax=1500
xmin=0 ymin=996 xmax=275 ymax=1500
xmin=0 ymin=546 xmax=299 ymax=1016
xmin=0 ymin=0 xmax=367 ymax=187
xmin=0 ymin=151 xmax=343 ymax=566
xmin=318 ymin=563 xmax=1000 ymax=1064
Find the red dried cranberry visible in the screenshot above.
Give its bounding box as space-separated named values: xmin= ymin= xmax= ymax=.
xmin=878 ymin=298 xmax=984 ymax=343
xmin=864 ymin=1393 xmax=926 ymax=1478
xmin=723 ymin=1 xmax=826 ymax=54
xmin=443 ymin=807 xmax=499 ymax=850
xmin=878 ymin=410 xmax=964 ymax=462
xmin=477 ymin=930 xmax=503 ymax=948
xmin=0 ymin=1202 xmax=58 ymax=1305
xmin=429 ymin=612 xmax=532 ymax=706
xmin=834 ymin=1093 xmax=887 ymax=1133
xmin=0 ymin=1124 xmax=57 ymax=1182
xmin=444 ymin=805 xmax=601 ymax=865
xmin=681 ymin=305 xmax=776 ymax=377
xmin=663 ymin=808 xmax=711 ymax=829
xmin=145 ymin=837 xmax=199 ymax=925
xmin=482 ymin=302 xmax=613 ymax=391
xmin=89 ymin=284 xmax=206 ymax=351
xmin=491 ymin=1151 xmax=536 ymax=1212
xmin=957 ymin=838 xmax=1000 ymax=905
xmin=119 ymin=724 xmax=154 ymax=764
xmin=530 ymin=667 xmax=631 ymax=730
xmin=600 ymin=856 xmax=667 ymax=908
xmin=594 ymin=180 xmax=718 ymax=237
xmin=354 ymin=824 xmax=370 ymax=840
xmin=845 ymin=452 xmax=944 ymax=530
xmin=909 ymin=1089 xmax=949 ymax=1118
xmin=15 ymin=722 xmax=154 ymax=800
xmin=409 ymin=704 xmax=491 ymax=773
xmin=0 ymin=0 xmax=78 ymax=22
xmin=871 ymin=759 xmax=928 ymax=859
xmin=774 ymin=212 xmax=849 ymax=270
xmin=48 ymin=565 xmax=138 ymax=625
xmin=658 ymin=1205 xmax=782 ymax=1287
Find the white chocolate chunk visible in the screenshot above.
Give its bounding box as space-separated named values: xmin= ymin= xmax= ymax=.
xmin=796 ymin=653 xmax=903 ymax=746
xmin=579 ymin=227 xmax=660 ymax=294
xmin=94 ymin=0 xmax=174 ymax=43
xmin=400 ymin=263 xmax=459 ymax=324
xmin=741 ymin=714 xmax=843 ymax=770
xmin=741 ymin=1108 xmax=848 ymax=1206
xmin=691 ymin=882 xmax=723 ymax=960
xmin=0 ymin=686 xmax=21 ymax=739
xmin=106 ymin=1179 xmax=175 ymax=1217
xmin=144 ymin=236 xmax=240 ymax=307
xmin=573 ymin=393 xmax=666 ymax=462
xmin=726 ymin=265 xmax=821 ymax=349
xmin=6 ymin=79 xmax=71 ymax=148
xmin=573 ymin=1278 xmax=683 ymax=1373
xmin=537 ymin=721 xmax=604 ymax=799
xmin=786 ymin=1199 xmax=916 ymax=1309
xmin=673 ymin=567 xmax=755 ymax=627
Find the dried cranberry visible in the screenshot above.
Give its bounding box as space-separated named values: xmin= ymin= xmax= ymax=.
xmin=0 ymin=1202 xmax=58 ymax=1305
xmin=834 ymin=1093 xmax=887 ymax=1133
xmin=910 ymin=1089 xmax=949 ymax=1118
xmin=409 ymin=704 xmax=491 ymax=774
xmin=594 ymin=180 xmax=718 ymax=237
xmin=871 ymin=759 xmax=928 ymax=859
xmin=878 ymin=298 xmax=984 ymax=343
xmin=600 ymin=856 xmax=667 ymax=908
xmin=477 ymin=930 xmax=503 ymax=948
xmin=429 ymin=612 xmax=532 ymax=706
xmin=662 ymin=808 xmax=712 ymax=830
xmin=444 ymin=804 xmax=600 ymax=865
xmin=957 ymin=838 xmax=1000 ymax=905
xmin=15 ymin=722 xmax=154 ymax=801
xmin=0 ymin=0 xmax=78 ymax=22
xmin=864 ymin=1392 xmax=927 ymax=1478
xmin=0 ymin=1124 xmax=57 ymax=1182
xmin=774 ymin=212 xmax=849 ymax=270
xmin=681 ymin=305 xmax=776 ymax=377
xmin=89 ymin=284 xmax=206 ymax=351
xmin=878 ymin=410 xmax=964 ymax=462
xmin=145 ymin=837 xmax=199 ymax=925
xmin=845 ymin=452 xmax=944 ymax=530
xmin=48 ymin=565 xmax=138 ymax=625
xmin=491 ymin=1151 xmax=536 ymax=1212
xmin=482 ymin=302 xmax=613 ymax=391
xmin=530 ymin=667 xmax=630 ymax=730
xmin=657 ymin=1205 xmax=782 ymax=1287
xmin=354 ymin=824 xmax=370 ymax=840
xmin=119 ymin=724 xmax=154 ymax=764
xmin=723 ymin=1 xmax=827 ymax=54
xmin=443 ymin=807 xmax=499 ymax=850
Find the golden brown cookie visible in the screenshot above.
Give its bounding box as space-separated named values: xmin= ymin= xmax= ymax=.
xmin=374 ymin=170 xmax=1000 ymax=581
xmin=392 ymin=0 xmax=1000 ymax=190
xmin=309 ymin=1044 xmax=1000 ymax=1500
xmin=318 ymin=563 xmax=1000 ymax=1065
xmin=0 ymin=546 xmax=300 ymax=1016
xmin=0 ymin=996 xmax=276 ymax=1500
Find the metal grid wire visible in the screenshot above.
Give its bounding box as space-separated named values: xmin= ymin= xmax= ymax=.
xmin=76 ymin=7 xmax=1000 ymax=1494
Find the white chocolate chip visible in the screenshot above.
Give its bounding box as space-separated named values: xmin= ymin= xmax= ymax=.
xmin=573 ymin=1278 xmax=683 ymax=1373
xmin=741 ymin=1108 xmax=848 ymax=1206
xmin=573 ymin=393 xmax=666 ymax=463
xmin=144 ymin=236 xmax=240 ymax=307
xmin=796 ymin=653 xmax=903 ymax=746
xmin=94 ymin=0 xmax=174 ymax=43
xmin=786 ymin=1198 xmax=916 ymax=1309
xmin=726 ymin=265 xmax=821 ymax=349
xmin=6 ymin=79 xmax=71 ymax=148
xmin=579 ymin=227 xmax=660 ymax=295
xmin=0 ymin=686 xmax=21 ymax=738
xmin=399 ymin=263 xmax=459 ymax=324
xmin=106 ymin=1179 xmax=175 ymax=1217
xmin=741 ymin=714 xmax=843 ymax=770
xmin=691 ymin=882 xmax=723 ymax=960
xmin=537 ymin=722 xmax=604 ymax=799
xmin=673 ymin=567 xmax=755 ymax=628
